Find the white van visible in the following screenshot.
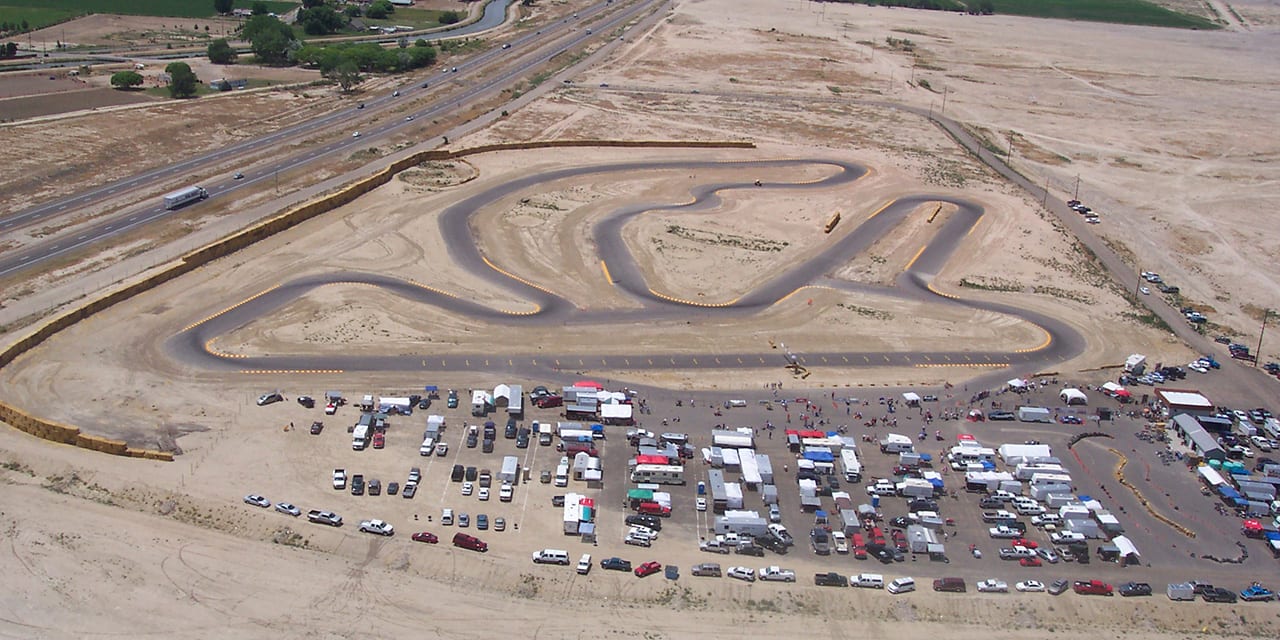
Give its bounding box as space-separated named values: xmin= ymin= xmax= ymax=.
xmin=728 ymin=399 xmax=748 ymax=408
xmin=531 ymin=549 xmax=570 ymax=565
xmin=886 ymin=577 xmax=916 ymax=594
xmin=576 ymin=553 xmax=592 ymax=575
xmin=852 ymin=573 xmax=885 ymax=589
xmin=419 ymin=436 xmax=435 ymax=456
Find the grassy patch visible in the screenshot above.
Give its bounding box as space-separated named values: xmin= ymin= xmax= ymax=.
xmin=990 ymin=0 xmax=1219 ymax=29
xmin=0 ymin=1 xmax=297 ymax=20
xmin=837 ymin=303 xmax=893 ymax=320
xmin=958 ymin=277 xmax=1023 ymax=292
xmin=1123 ymin=309 xmax=1172 ymax=332
xmin=358 ymin=7 xmax=457 ymax=31
xmin=0 ymin=7 xmax=79 ymax=32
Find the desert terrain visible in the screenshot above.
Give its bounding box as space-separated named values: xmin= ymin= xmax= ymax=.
xmin=3 ymin=0 xmax=1280 ymax=638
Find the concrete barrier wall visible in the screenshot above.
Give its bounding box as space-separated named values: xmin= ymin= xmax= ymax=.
xmin=0 ymin=140 xmax=754 ymax=461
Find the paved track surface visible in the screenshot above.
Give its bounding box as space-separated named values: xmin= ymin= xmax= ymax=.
xmin=167 ymin=158 xmax=1084 ymax=376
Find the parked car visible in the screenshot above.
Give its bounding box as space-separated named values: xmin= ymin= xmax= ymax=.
xmin=411 ymin=532 xmax=439 ymax=544
xmin=274 ymin=502 xmax=300 ymax=516
xmin=601 ymin=557 xmax=632 ymax=572
xmin=976 ymin=579 xmax=1009 ymax=593
xmin=358 ymin=519 xmax=394 ymax=536
xmin=1016 ymin=580 xmax=1045 ymax=592
xmin=692 ymin=563 xmax=722 ymax=577
xmin=401 ymin=483 xmax=417 ymax=499
xmin=758 ymin=566 xmax=796 ymax=582
xmin=458 ymin=513 xmax=469 ymax=528
xmin=634 ymin=561 xmax=662 ymax=577
xmin=244 ymin=494 xmax=270 ymax=508
xmin=256 ymin=392 xmax=283 ymax=406
xmin=1072 ymin=580 xmax=1113 ymax=596
xmin=462 ymin=482 xmax=474 ymax=496
xmin=297 ymin=395 xmax=314 ymax=408
xmin=727 ymin=566 xmax=756 ymax=582
xmin=1202 ymin=587 xmax=1238 ymax=603
xmin=1118 ymin=582 xmax=1152 ymax=597
xmin=1240 ymin=584 xmax=1276 ymax=601
xmin=1048 ymin=579 xmax=1070 ymax=595
xmin=477 ymin=514 xmax=489 ymax=530
xmin=309 ymin=421 xmax=324 ymax=435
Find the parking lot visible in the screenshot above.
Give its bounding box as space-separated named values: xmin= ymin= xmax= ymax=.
xmin=245 ymin=375 xmax=1276 ymax=600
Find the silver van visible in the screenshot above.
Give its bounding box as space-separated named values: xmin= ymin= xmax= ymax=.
xmin=531 ymin=549 xmax=570 ymax=565
xmin=887 ymin=577 xmax=916 ymax=594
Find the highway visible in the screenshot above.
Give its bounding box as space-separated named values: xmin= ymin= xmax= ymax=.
xmin=166 ymin=158 xmax=1084 ymax=375
xmin=0 ymin=0 xmax=660 ymax=279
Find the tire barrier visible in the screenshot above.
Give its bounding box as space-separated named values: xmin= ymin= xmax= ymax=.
xmin=0 ymin=141 xmax=753 ymax=461
xmin=1108 ymin=447 xmax=1196 ymax=539
xmin=1065 ymin=431 xmax=1112 ymax=448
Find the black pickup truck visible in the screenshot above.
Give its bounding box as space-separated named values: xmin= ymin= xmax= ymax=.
xmin=815 ymin=572 xmax=847 ymax=587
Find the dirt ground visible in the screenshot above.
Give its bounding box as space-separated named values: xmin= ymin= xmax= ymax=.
xmin=2 ymin=0 xmax=1280 ymax=638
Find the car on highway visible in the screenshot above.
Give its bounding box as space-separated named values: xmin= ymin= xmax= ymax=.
xmin=274 ymin=502 xmax=300 ymax=516
xmin=392 ymin=90 xmax=400 ymax=97
xmin=1016 ymin=580 xmax=1045 ymax=592
xmin=727 ymin=566 xmax=756 ymax=582
xmin=244 ymin=494 xmax=270 ymax=508
xmin=352 ymin=131 xmax=361 ymax=138
xmin=601 ymin=557 xmax=632 ymax=572
xmin=412 ymin=532 xmax=439 ymax=544
xmin=233 ymin=172 xmax=244 ymax=180
xmin=976 ymin=579 xmax=1008 ymax=593
xmin=501 ymin=43 xmax=511 ymax=49
xmin=359 ymin=519 xmax=394 ymax=536
xmin=405 ymin=115 xmax=414 ymax=121
xmin=634 ymin=561 xmax=662 ymax=577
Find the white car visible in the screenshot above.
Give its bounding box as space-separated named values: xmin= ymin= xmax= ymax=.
xmin=274 ymin=502 xmax=301 ymax=516
xmin=977 ymin=579 xmax=1008 ymax=593
xmin=758 ymin=566 xmax=796 ymax=582
xmin=461 ymin=481 xmax=474 ymax=496
xmin=696 ymin=497 xmax=707 ymax=512
xmin=1139 ymin=286 xmax=1150 ymax=295
xmin=865 ymin=480 xmax=896 ymax=496
xmin=1050 ymin=531 xmax=1085 ymax=545
xmin=441 ymin=508 xmax=454 ymax=526
xmin=499 ymin=484 xmax=513 ymax=502
xmin=359 ymin=519 xmax=395 ymax=536
xmin=1188 ymin=362 xmax=1209 ymax=374
xmin=1016 ymin=580 xmax=1046 ymax=592
xmin=436 ymin=443 xmax=449 ymax=456
xmin=727 ymin=566 xmax=756 ymax=582
xmin=478 ymin=487 xmax=490 ymax=501
xmin=832 ymin=531 xmax=849 ymax=554
xmin=244 ymin=494 xmax=270 ymax=508
xmin=1250 ymin=436 xmax=1273 ymax=452
xmin=352 ymin=131 xmax=361 ymax=138
xmin=1030 ymin=514 xmax=1061 ymax=527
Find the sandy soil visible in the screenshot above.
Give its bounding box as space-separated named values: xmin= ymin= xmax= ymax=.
xmin=2 ymin=0 xmax=1280 ymax=638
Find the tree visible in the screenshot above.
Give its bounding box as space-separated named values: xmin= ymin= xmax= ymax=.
xmin=213 ymin=0 xmax=234 ymax=14
xmin=208 ymin=38 xmax=237 ymax=64
xmin=251 ymin=1 xmax=269 ymax=15
xmin=344 ymin=4 xmax=362 ymax=17
xmin=302 ymin=0 xmax=327 ymax=7
xmin=2 ymin=42 xmax=19 ymax=58
xmin=109 ymin=70 xmax=144 ymax=90
xmin=325 ymin=60 xmax=363 ymax=93
xmin=297 ymin=6 xmax=346 ymax=36
xmin=439 ymin=11 xmax=463 ymax=25
xmin=366 ymin=0 xmax=394 ymax=19
xmin=164 ymin=62 xmax=199 ymax=98
xmin=242 ymin=14 xmax=296 ymax=65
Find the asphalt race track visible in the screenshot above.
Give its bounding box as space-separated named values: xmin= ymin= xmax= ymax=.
xmin=167 ymin=158 xmax=1085 ymax=376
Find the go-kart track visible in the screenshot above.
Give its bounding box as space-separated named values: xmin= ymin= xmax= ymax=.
xmin=167 ymin=158 xmax=1085 ymax=376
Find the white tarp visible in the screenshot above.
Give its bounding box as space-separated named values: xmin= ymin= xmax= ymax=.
xmin=1197 ymin=465 xmax=1227 ymax=487
xmin=902 ymin=392 xmax=922 ymax=404
xmin=1059 ymin=388 xmax=1088 ymax=405
xmin=1008 ymin=378 xmax=1029 ymax=389
xmin=600 ymin=404 xmax=632 ymax=419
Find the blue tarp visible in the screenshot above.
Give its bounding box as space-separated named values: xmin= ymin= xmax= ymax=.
xmin=424 ymin=385 xmax=438 ymax=392
xmin=981 ymin=461 xmax=995 ymax=470
xmin=1230 ymin=497 xmax=1249 ymax=508
xmin=1265 ymin=532 xmax=1280 ymax=541
xmin=1218 ymin=486 xmax=1242 ymax=500
xmin=803 ymin=451 xmax=835 ymax=462
xmin=928 ymin=478 xmax=944 ymax=488
xmin=919 ymin=453 xmax=933 ymax=462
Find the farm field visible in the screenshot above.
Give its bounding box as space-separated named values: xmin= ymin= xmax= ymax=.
xmin=990 ymin=0 xmax=1220 ymax=28
xmin=0 ymin=0 xmax=298 ymax=21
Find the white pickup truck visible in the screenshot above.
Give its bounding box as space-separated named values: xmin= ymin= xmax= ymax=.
xmin=332 ymin=468 xmax=347 ymax=490
xmin=758 ymin=566 xmax=796 ymax=582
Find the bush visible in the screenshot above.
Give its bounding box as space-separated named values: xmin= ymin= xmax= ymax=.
xmin=439 ymin=10 xmax=463 ymax=24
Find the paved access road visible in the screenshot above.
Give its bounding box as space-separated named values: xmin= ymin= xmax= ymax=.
xmin=168 ymin=158 xmax=1084 ymax=375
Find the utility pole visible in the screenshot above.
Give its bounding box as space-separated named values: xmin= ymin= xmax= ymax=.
xmin=1256 ymin=309 xmax=1271 ymax=368
xmin=941 ymin=87 xmax=948 ymax=115
xmin=910 ymin=61 xmax=916 ymax=86
xmin=1073 ymin=175 xmax=1081 ymax=201
xmin=1042 ymin=174 xmax=1050 ymax=206
xmin=1006 ymin=131 xmax=1014 ymax=163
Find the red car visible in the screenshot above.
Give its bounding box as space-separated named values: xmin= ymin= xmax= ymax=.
xmin=851 ymin=533 xmax=867 ymax=559
xmin=411 ymin=532 xmax=438 ymax=544
xmin=1073 ymin=580 xmax=1113 ymax=596
xmin=1011 ymin=538 xmax=1038 ymax=549
xmin=634 ymin=561 xmax=662 ymax=577
xmin=1019 ymin=556 xmax=1042 ymax=567
xmin=372 ymin=432 xmax=386 ymax=449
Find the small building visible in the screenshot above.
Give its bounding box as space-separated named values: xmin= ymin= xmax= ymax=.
xmin=1171 ymin=413 xmax=1225 ymax=461
xmin=1154 ymin=388 xmax=1215 ymax=418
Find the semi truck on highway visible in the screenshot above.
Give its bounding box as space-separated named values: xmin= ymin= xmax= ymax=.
xmin=162 ymin=185 xmax=208 ymax=209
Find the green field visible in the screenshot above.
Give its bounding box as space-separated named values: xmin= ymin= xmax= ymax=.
xmin=358 ymin=7 xmax=459 ymax=31
xmin=990 ymin=0 xmax=1220 ymax=29
xmin=0 ymin=7 xmax=80 ymax=33
xmin=0 ymin=0 xmax=298 ymax=21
